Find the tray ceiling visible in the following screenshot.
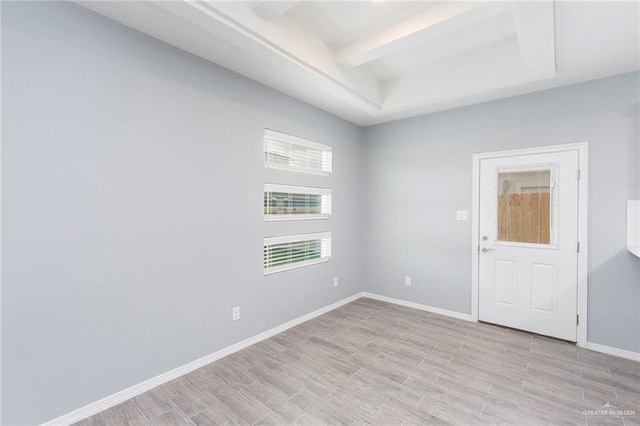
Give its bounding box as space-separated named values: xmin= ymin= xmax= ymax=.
xmin=76 ymin=1 xmax=639 ymax=126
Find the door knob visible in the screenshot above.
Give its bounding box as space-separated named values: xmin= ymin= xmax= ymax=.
xmin=481 ymin=247 xmax=495 ymax=252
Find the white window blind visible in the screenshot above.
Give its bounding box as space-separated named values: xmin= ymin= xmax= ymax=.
xmin=264 ymin=129 xmax=332 ymax=175
xmin=264 ymin=184 xmax=331 ymax=221
xmin=263 ymin=232 xmax=331 ymax=275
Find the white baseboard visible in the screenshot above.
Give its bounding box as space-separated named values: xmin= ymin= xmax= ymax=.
xmin=586 ymin=342 xmax=640 ymax=362
xmin=361 ymin=292 xmax=473 ymax=322
xmin=44 ymin=292 xmax=364 ymax=426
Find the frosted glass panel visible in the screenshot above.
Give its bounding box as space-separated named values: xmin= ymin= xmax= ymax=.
xmin=498 ymin=170 xmax=551 ymax=244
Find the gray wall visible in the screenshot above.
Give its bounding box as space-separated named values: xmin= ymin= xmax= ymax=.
xmin=362 ymin=72 xmax=640 ymax=353
xmin=3 ymin=1 xmax=640 ymax=424
xmin=1 ymin=2 xmax=362 ymax=424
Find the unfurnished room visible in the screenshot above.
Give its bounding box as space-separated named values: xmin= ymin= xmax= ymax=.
xmin=1 ymin=1 xmax=639 ymax=425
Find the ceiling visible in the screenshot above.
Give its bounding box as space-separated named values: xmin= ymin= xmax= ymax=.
xmin=77 ymin=1 xmax=639 ymax=126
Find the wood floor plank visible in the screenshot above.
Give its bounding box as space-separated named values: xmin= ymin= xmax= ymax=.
xmin=276 ymin=349 xmax=332 ymax=377
xmin=181 ymin=365 xmax=224 ymax=393
xmin=300 ymin=397 xmax=367 ymax=425
xmin=237 ymin=382 xmax=306 ymax=425
xmin=133 ymin=385 xmax=174 ymax=420
xmin=609 ymin=366 xmax=640 ymax=381
xmin=246 ymin=365 xmax=303 ymax=399
xmin=604 ymin=355 xmax=640 ymax=374
xmin=326 ymin=379 xmax=390 ymax=409
xmin=366 ymin=341 xmax=424 ymax=365
xmin=328 ymin=334 xmax=381 ymax=358
xmin=481 ymin=400 xmax=559 ymax=425
xmin=306 ymin=336 xmax=354 ymax=359
xmin=162 ymin=378 xmax=212 ymax=417
xmin=201 ymin=384 xmax=266 ymax=425
xmin=581 ymin=366 xmax=640 ymax=393
xmin=291 ymin=413 xmax=323 ymax=425
xmin=190 ymin=406 xmax=238 ymax=425
xmin=287 ymin=389 xmax=325 ymax=413
xmin=394 ymin=334 xmax=439 ymax=354
xmin=222 ymin=345 xmax=285 ymax=371
xmin=208 ymin=362 xmax=255 ymax=391
xmin=148 ymin=408 xmax=195 ymax=426
xmin=99 ymin=401 xmax=150 ymax=426
xmin=322 ymin=391 xmax=402 ymax=426
xmin=383 ymin=396 xmax=450 ymax=425
xmin=349 ymin=352 xmax=409 ymax=384
xmin=352 ymin=368 xmax=424 ymax=406
xmin=272 ymin=364 xmax=334 ymax=398
xmin=615 ymin=387 xmax=640 ymax=408
xmin=415 ymin=381 xmax=485 ymax=421
xmin=489 ymin=382 xmax=587 ymax=424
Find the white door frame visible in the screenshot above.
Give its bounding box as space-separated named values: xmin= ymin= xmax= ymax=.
xmin=471 ymin=142 xmax=589 ymax=348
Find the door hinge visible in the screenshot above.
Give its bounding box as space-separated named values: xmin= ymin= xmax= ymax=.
xmin=577 ymin=314 xmax=579 ymax=326
xmin=577 ymin=169 xmax=581 ymax=181
xmin=577 ymin=242 xmax=580 ymax=253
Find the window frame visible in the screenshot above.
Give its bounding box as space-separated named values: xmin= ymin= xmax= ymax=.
xmin=263 ymin=232 xmax=331 ymax=275
xmin=264 ymin=184 xmax=332 ymax=221
xmin=494 ymin=163 xmax=559 ymax=249
xmin=263 ymin=129 xmax=332 ymax=176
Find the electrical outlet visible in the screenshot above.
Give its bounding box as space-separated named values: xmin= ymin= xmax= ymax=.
xmin=405 ymin=276 xmax=412 ymax=286
xmin=333 ymin=277 xmax=339 ymax=288
xmin=232 ymin=306 xmax=240 ymax=321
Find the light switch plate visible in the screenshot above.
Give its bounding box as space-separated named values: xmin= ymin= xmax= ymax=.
xmin=456 ymin=210 xmax=468 ymax=221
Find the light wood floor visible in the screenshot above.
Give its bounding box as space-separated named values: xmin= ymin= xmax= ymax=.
xmin=77 ymin=298 xmax=640 ymax=425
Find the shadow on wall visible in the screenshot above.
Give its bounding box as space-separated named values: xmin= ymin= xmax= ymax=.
xmin=98 ymin=14 xmax=343 ymax=131
xmin=587 ymin=249 xmax=640 ymax=353
xmin=20 ymin=2 xmax=352 ymax=138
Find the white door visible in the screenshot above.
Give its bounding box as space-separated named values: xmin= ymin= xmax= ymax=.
xmin=478 ymin=151 xmax=579 ymax=341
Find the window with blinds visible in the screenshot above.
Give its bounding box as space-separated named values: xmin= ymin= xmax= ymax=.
xmin=264 ymin=129 xmax=332 ymax=175
xmin=264 ymin=184 xmax=331 ymax=221
xmin=263 ymin=232 xmax=331 ymax=275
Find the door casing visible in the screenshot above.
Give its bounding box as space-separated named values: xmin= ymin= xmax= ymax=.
xmin=471 ymin=142 xmax=589 ymax=348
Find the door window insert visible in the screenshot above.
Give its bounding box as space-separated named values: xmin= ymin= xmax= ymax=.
xmin=496 ymin=165 xmax=557 ymax=246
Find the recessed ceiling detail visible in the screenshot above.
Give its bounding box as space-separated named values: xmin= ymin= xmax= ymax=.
xmin=77 ymin=1 xmax=639 ymax=125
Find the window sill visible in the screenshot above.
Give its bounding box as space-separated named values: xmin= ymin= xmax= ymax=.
xmin=264 ymin=214 xmax=330 ymax=222
xmin=264 ymin=257 xmax=330 ymax=275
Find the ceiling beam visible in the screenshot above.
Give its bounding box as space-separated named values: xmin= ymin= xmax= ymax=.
xmin=334 ymin=1 xmax=513 ymax=69
xmin=251 ymin=2 xmax=301 ymax=21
